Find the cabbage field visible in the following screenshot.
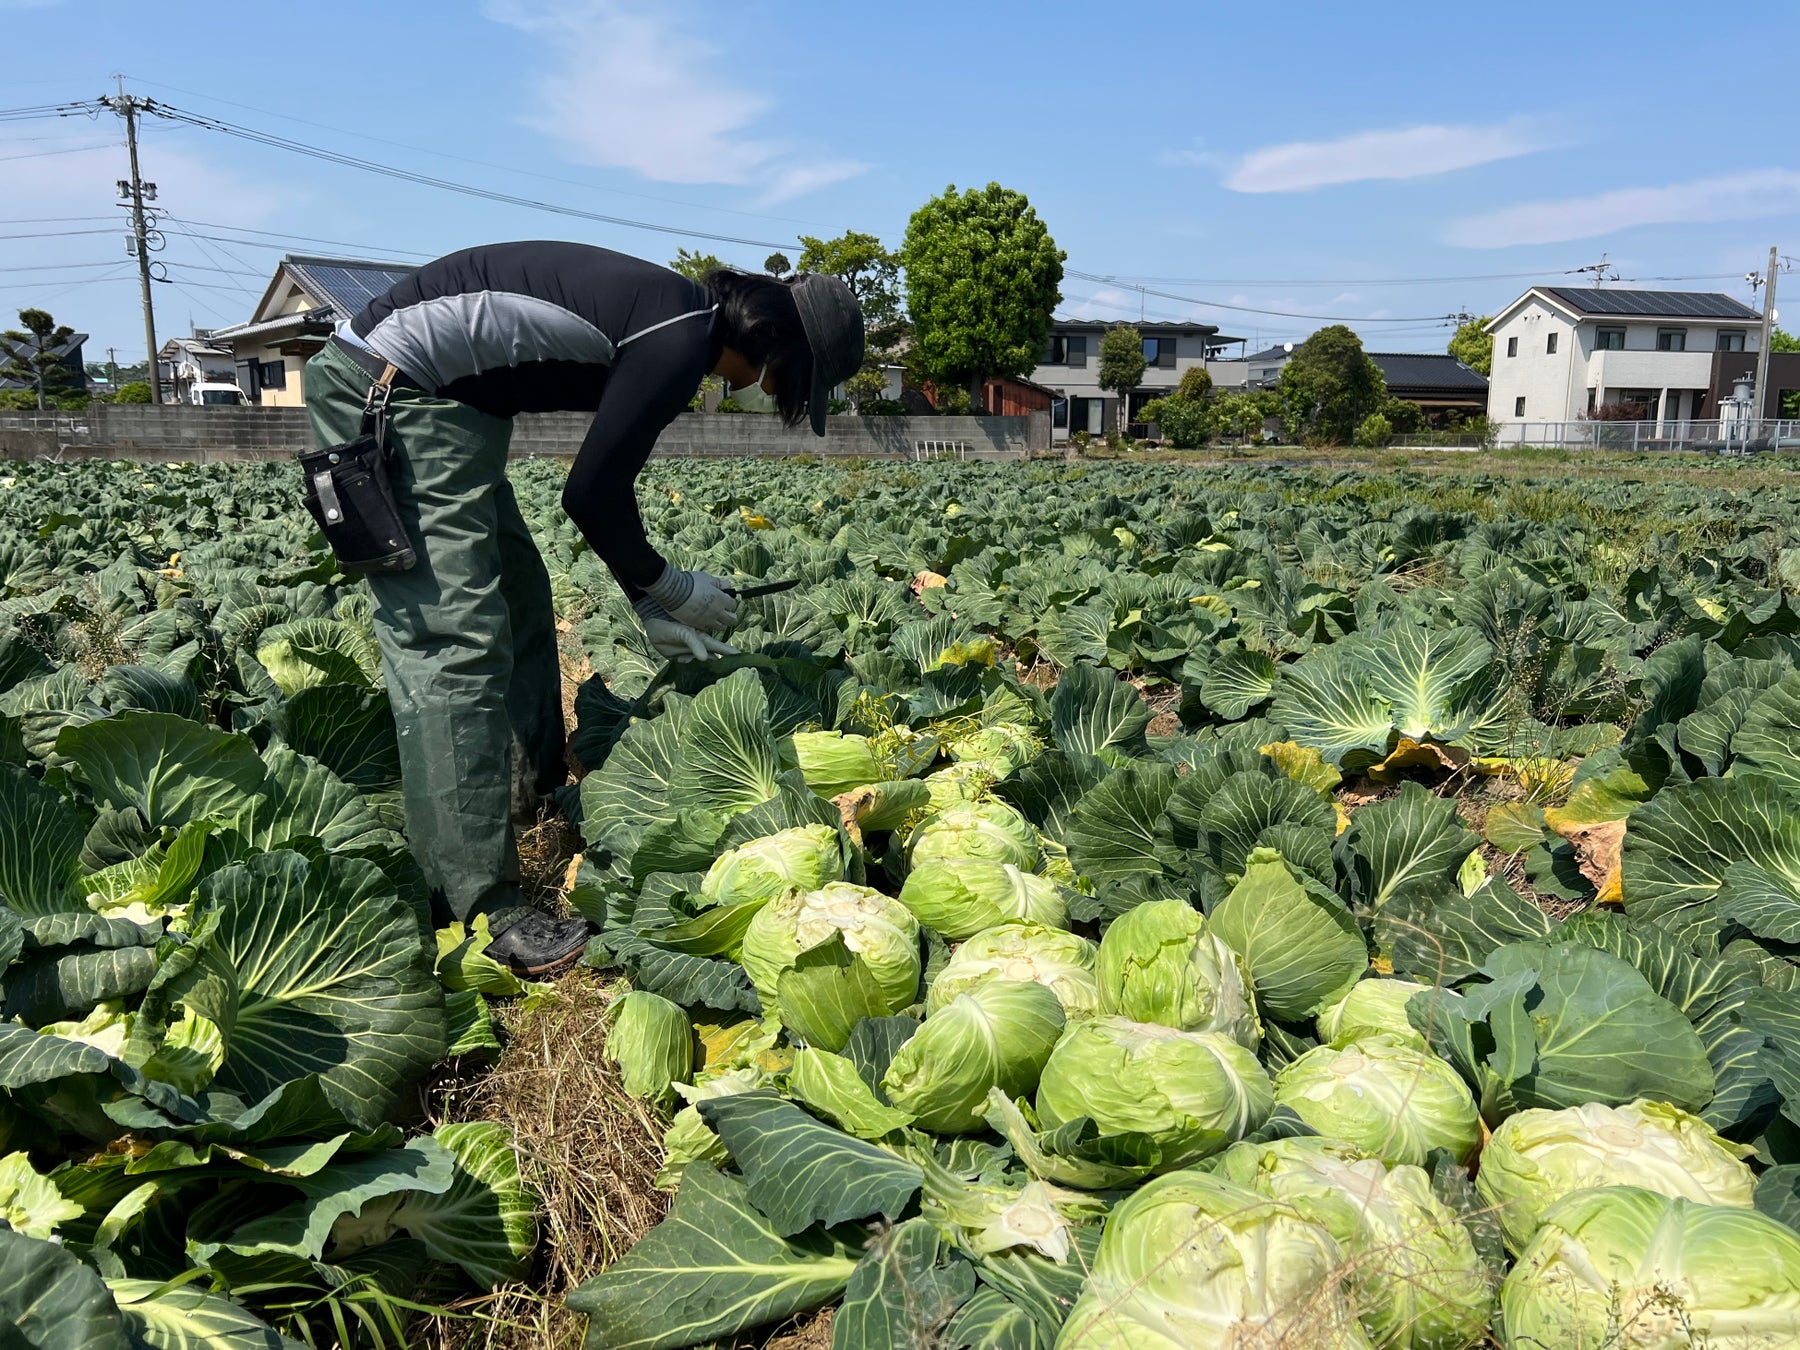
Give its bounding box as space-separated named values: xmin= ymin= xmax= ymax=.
xmin=6 ymin=452 xmax=1800 ymax=1349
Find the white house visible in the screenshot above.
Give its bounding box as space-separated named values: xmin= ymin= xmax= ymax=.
xmin=156 ymin=333 xmax=238 ymax=403
xmin=1484 ymin=287 xmax=1763 ymax=428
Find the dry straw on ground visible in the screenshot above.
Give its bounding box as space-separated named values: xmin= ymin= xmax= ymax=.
xmin=420 ymin=969 xmax=667 ymax=1350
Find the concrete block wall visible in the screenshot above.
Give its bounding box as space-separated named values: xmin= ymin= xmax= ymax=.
xmin=0 ymin=406 xmax=1043 ymax=462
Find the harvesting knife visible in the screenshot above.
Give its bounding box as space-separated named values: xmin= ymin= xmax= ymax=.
xmin=727 ymin=578 xmax=801 ymax=598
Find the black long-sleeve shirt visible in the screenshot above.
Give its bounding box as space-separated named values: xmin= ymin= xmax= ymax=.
xmin=350 ymin=242 xmax=720 ymax=594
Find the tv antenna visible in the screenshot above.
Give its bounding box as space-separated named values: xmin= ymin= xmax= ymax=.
xmin=1570 ymin=254 xmax=1618 ymax=287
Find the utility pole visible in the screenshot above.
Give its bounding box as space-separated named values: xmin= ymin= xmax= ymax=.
xmin=102 ymin=78 xmax=162 ymax=404
xmin=1754 ymin=245 xmax=1779 ymax=426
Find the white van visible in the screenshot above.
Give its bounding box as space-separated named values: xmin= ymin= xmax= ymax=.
xmin=189 ymin=382 xmax=247 ymax=406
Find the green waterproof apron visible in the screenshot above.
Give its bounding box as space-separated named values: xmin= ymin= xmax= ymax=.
xmin=303 ymin=340 xmax=566 ymax=923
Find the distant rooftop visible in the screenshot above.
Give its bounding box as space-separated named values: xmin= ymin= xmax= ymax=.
xmin=1537 ymin=287 xmax=1761 ymax=322
xmin=1243 ymin=344 xmax=1293 ymax=363
xmin=1368 ymin=351 xmax=1488 ymax=396
xmin=279 ymin=254 xmax=417 ymax=314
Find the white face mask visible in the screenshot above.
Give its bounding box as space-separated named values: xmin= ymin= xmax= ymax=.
xmin=729 ymin=365 xmax=779 ymax=414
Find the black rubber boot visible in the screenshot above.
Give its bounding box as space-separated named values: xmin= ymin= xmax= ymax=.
xmin=482 ymin=909 xmax=592 ymax=978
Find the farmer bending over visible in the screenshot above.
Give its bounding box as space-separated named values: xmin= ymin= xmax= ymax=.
xmin=305 ymin=242 xmax=864 ymax=975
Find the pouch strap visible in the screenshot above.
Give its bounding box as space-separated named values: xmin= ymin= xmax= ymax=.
xmin=312 ymin=468 xmax=344 ymax=524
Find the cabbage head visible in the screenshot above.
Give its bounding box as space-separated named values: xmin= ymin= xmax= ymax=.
xmin=908 ymin=800 xmax=1042 ymax=871
xmin=1035 ymin=1017 xmax=1272 ymax=1170
xmin=1500 ymin=1186 xmax=1800 ymax=1349
xmin=1478 ymin=1099 xmax=1757 ymax=1254
xmin=603 ymin=991 xmax=692 ymax=1102
xmin=923 ymin=763 xmax=988 ymax=812
xmin=700 ymin=823 xmax=844 ymax=907
xmin=926 ymin=922 xmax=1100 ymax=1018
xmin=1216 ymin=1137 xmax=1494 ymax=1350
xmin=1274 ymin=1035 xmax=1480 ymax=1167
xmin=738 ymin=882 xmax=921 ymax=1012
xmin=881 ymin=980 xmax=1065 ymax=1133
xmin=1058 ymin=1169 xmax=1373 ymax=1349
xmin=898 ymin=857 xmax=1065 ymax=939
xmin=1317 ymin=977 xmax=1435 ymax=1050
xmin=1095 ymin=898 xmax=1260 ymax=1048
xmin=944 ymin=722 xmax=1040 ymax=778
xmin=789 ymin=730 xmax=883 ymax=795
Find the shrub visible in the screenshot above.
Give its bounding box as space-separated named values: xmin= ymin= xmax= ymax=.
xmin=1176 ymin=364 xmax=1213 ymax=403
xmin=1353 ymin=413 xmax=1393 ymax=448
xmin=114 ymin=381 xmax=154 ymax=404
xmin=1150 ymin=397 xmax=1210 ymax=449
xmin=1380 ymin=398 xmax=1424 ymax=434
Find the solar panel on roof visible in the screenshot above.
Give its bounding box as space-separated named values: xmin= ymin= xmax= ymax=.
xmin=1541 ymin=287 xmax=1760 ymax=320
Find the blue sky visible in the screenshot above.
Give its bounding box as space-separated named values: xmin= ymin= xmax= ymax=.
xmin=4 ymin=0 xmax=1798 ymax=363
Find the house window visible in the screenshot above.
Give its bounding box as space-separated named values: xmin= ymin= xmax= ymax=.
xmin=1044 ymin=336 xmax=1069 ymax=364
xmin=1514 ymin=396 xmax=1526 ymax=417
xmin=1506 ymin=336 xmax=1518 ymax=357
xmin=257 ymin=359 xmax=286 ymax=390
xmin=1051 ymin=398 xmax=1068 ymax=428
xmin=1595 ymin=327 xmax=1626 ymax=350
xmin=1587 ymin=387 xmax=1597 ymax=414
xmin=1718 ymin=330 xmax=1746 ymax=352
xmin=1142 ymin=337 xmax=1177 ymax=368
xmin=1546 ymin=332 xmax=1559 ymax=355
xmin=1065 ymin=335 xmax=1087 ymax=369
xmin=1656 ymin=328 xmax=1687 ymax=352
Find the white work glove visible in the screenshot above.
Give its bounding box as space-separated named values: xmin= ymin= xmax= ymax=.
xmin=643 ymin=563 xmax=739 ymax=635
xmin=635 ymin=597 xmax=739 ymax=663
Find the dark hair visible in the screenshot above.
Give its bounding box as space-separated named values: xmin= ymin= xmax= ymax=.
xmin=704 ymin=268 xmax=813 ymax=428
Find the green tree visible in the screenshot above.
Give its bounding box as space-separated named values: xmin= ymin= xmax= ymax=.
xmin=1210 ymin=389 xmax=1279 ymax=443
xmin=113 ymin=380 xmax=153 ymax=404
xmin=1 ymin=308 xmax=83 ymax=411
xmin=1380 ymin=397 xmax=1425 ymax=434
xmin=1097 ymin=324 xmax=1147 ymax=433
xmin=763 ymin=251 xmax=791 ymax=277
xmin=1277 ymin=325 xmax=1387 ymax=444
xmin=1175 ymin=364 xmax=1213 ymax=403
xmin=901 ymin=182 xmax=1064 ymax=407
xmin=1447 ymin=316 xmax=1494 ymax=376
xmin=668 ymin=248 xmax=724 ymax=282
xmin=1772 ymin=327 xmax=1800 ymax=353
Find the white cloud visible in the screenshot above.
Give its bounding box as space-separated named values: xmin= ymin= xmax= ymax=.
xmin=483 ymin=0 xmax=867 ymax=199
xmin=1445 ymin=169 xmax=1800 ymax=247
xmin=1223 ymin=119 xmax=1551 ymax=193
xmin=756 ymin=160 xmax=866 ymax=207
xmin=1157 ymin=141 xmax=1220 ymax=170
xmin=1059 ymin=287 xmax=1136 ymax=320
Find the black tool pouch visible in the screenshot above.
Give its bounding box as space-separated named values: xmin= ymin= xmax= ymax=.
xmin=300 ymin=381 xmax=416 ymax=574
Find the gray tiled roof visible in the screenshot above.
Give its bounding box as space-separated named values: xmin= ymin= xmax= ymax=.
xmin=1540 ymin=287 xmax=1761 ymax=321
xmin=1368 ymin=351 xmax=1488 ymax=395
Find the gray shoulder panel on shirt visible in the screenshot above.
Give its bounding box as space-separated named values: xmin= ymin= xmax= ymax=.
xmin=362 ymin=291 xmax=617 ymax=391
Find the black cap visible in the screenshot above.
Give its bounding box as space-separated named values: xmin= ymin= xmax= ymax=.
xmin=790 ymin=273 xmax=866 ymax=436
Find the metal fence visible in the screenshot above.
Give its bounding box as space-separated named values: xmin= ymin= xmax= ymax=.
xmin=1492 ymin=419 xmax=1800 ymax=455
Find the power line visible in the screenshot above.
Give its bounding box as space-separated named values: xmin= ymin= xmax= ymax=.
xmin=1066 ymin=270 xmax=1457 ymax=324
xmin=127 ymin=77 xmax=834 ymax=233
xmin=144 ymin=99 xmax=799 ymax=251
xmin=165 ymin=216 xmax=435 ymax=259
